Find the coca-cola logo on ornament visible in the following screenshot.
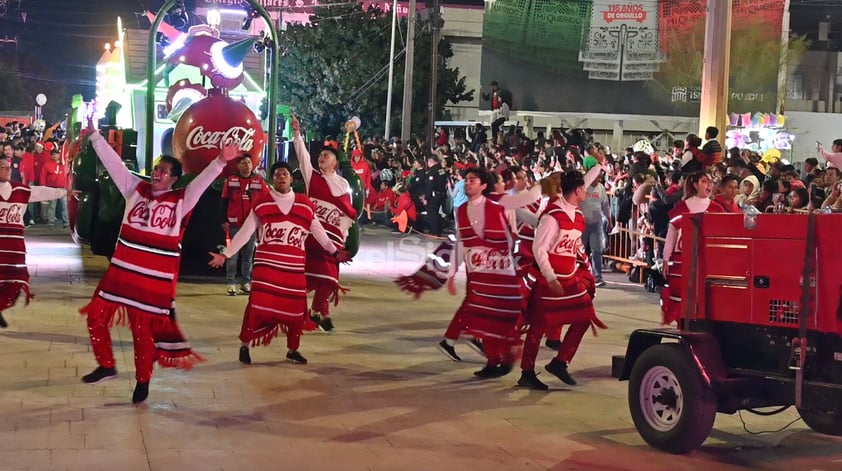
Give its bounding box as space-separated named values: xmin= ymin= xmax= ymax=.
xmin=186 ymin=126 xmax=257 ymax=152
xmin=127 ymin=201 xmax=178 ymax=229
xmin=468 ymin=248 xmax=512 ymax=271
xmin=0 ymin=203 xmax=24 ymax=225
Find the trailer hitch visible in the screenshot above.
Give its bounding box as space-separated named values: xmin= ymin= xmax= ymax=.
xmin=788 ymin=338 xmax=808 ymax=371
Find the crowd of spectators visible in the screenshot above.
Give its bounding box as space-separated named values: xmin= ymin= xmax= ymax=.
xmin=0 ymin=122 xmax=68 ymax=227
xmin=341 ymin=123 xmax=839 ymax=278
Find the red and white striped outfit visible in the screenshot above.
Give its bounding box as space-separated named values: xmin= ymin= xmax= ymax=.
xmin=447 ymin=196 xmax=524 ymax=366
xmin=293 ymin=133 xmax=356 ymax=317
xmin=444 ymin=186 xmax=541 ymax=342
xmin=521 ymin=196 xmax=606 ymax=372
xmin=513 ymin=198 xmax=542 ymax=278
xmin=81 ymin=132 xmax=224 ymax=381
xmin=225 ymin=190 xmax=336 ymax=350
xmin=661 ymin=197 xmax=724 ymax=325
xmin=0 ymin=181 xmax=64 ymax=312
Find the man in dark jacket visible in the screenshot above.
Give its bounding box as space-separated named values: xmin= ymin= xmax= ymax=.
xmin=424 ymin=154 xmax=449 ymax=236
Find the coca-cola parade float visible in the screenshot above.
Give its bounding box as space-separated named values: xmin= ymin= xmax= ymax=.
xmin=68 ymin=0 xmax=362 ymax=273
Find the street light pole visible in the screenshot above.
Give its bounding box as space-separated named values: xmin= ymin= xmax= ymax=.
xmin=400 ymin=0 xmax=416 ymax=144
xmin=698 ymin=0 xmax=732 ymax=138
xmin=426 ymin=0 xmax=440 ymax=151
xmin=384 ymin=0 xmax=398 ymax=140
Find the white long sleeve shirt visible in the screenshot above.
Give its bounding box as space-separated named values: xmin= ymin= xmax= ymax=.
xmin=0 ymin=182 xmax=64 ymax=203
xmin=223 ymin=189 xmax=336 ymax=258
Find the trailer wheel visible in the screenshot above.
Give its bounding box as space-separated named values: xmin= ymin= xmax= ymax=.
xmin=798 ymin=408 xmax=842 ymax=436
xmin=628 ymin=343 xmax=717 ymax=454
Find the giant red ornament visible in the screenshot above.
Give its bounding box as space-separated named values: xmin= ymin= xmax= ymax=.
xmin=172 ymin=89 xmax=266 ymax=176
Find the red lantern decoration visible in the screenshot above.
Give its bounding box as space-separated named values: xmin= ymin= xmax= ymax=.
xmin=172 ymin=89 xmax=266 ymax=176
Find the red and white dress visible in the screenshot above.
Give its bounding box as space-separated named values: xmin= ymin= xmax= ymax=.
xmin=527 ymin=200 xmax=600 ymax=326
xmin=0 ymin=182 xmax=64 ymax=311
xmin=225 ymin=190 xmax=337 ymax=349
xmin=293 ymin=133 xmax=357 ymax=316
xmin=81 ymin=132 xmax=225 ymax=378
xmin=661 ymin=197 xmax=725 ymax=325
xmin=454 ymin=198 xmax=523 ymax=342
xmin=519 ymin=195 xmax=607 ymax=372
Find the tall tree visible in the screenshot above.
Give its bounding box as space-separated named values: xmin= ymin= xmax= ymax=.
xmin=278 ymin=1 xmax=473 ymax=139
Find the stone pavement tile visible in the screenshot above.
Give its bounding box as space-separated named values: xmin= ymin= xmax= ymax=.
xmin=0 ymin=450 xmax=51 ymax=471
xmin=0 ymin=426 xmax=50 ymax=450
xmin=47 ymin=420 xmax=86 ymax=449
xmin=50 ymin=406 xmax=85 ymax=423
xmin=51 ymin=449 xmax=151 ymax=471
xmin=148 ymin=449 xmax=231 ymax=471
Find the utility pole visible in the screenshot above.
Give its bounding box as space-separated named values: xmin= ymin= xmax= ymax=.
xmin=698 ymin=0 xmax=732 ymax=138
xmin=426 ymin=0 xmax=441 ymax=151
xmin=400 ymin=0 xmax=416 ymax=144
xmin=384 ymin=0 xmax=398 ymax=140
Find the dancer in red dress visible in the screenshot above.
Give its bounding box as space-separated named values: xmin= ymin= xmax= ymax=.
xmin=0 ymin=158 xmax=66 ymax=328
xmin=209 ymin=162 xmax=349 ymax=365
xmin=661 ymin=171 xmax=724 ymax=325
xmin=517 ymin=165 xmax=607 ymax=390
xmin=291 ymin=116 xmax=357 ymax=332
xmin=436 ymin=172 xmax=543 ymax=362
xmin=80 ymin=120 xmax=239 ymax=403
xmin=443 ymin=168 xmax=525 ymax=378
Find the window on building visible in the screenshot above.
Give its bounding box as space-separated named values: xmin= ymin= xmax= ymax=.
xmin=787 ymin=74 xmax=804 ymax=100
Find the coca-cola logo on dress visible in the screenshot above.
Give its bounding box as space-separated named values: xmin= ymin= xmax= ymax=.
xmin=261 ymin=221 xmax=307 ymax=248
xmin=550 ymin=230 xmax=583 ymax=257
xmin=467 ymin=248 xmax=513 ymax=271
xmin=127 ymin=200 xmax=178 ymax=229
xmin=0 ymin=203 xmax=24 ymax=225
xmin=313 ymin=200 xmax=343 ymax=227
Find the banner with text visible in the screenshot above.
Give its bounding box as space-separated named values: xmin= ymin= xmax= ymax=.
xmin=481 ymin=0 xmax=786 ymax=116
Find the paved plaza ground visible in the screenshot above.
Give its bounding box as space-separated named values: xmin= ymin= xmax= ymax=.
xmin=0 ymin=226 xmax=840 ymax=471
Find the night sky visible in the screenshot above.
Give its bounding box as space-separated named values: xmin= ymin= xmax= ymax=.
xmin=0 ymin=0 xmax=176 ymax=97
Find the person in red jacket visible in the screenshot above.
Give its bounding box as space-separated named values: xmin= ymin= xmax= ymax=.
xmin=220 ymin=154 xmax=270 ymax=295
xmin=370 ymin=181 xmax=396 ymax=226
xmin=39 ymin=148 xmax=68 ymax=227
xmin=714 ymin=175 xmax=740 ymax=213
xmin=391 ymin=185 xmax=416 ymax=234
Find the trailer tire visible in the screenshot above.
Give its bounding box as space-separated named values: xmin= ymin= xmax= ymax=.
xmin=798 ymin=408 xmax=842 ymax=436
xmin=628 ymin=343 xmax=716 ymax=454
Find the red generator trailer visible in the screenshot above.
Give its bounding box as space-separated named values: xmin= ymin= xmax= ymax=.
xmin=612 ymin=212 xmax=842 ymax=454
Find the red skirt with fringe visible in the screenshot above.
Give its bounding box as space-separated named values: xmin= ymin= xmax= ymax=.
xmin=79 ymin=296 xmax=205 ymax=370
xmin=0 ymin=281 xmax=32 ymax=311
